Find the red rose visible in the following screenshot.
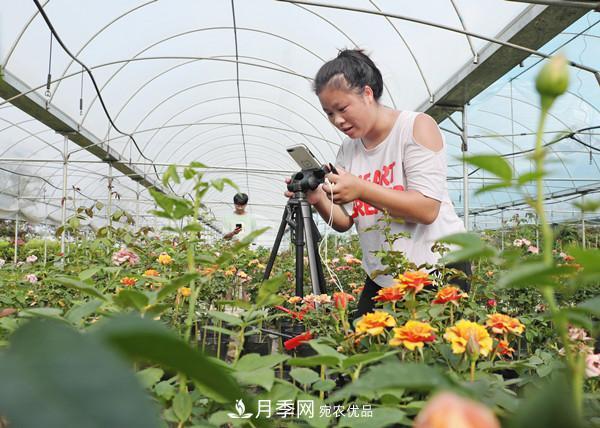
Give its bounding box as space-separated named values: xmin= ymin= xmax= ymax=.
xmin=284 ymin=331 xmax=313 ymax=351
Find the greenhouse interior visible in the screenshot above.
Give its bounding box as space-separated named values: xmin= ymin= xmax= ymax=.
xmin=0 ymin=1 xmax=598 ymax=427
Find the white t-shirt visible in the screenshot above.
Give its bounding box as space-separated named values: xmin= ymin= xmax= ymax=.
xmin=335 ymin=110 xmax=464 ymax=287
xmin=222 ymin=212 xmax=257 ymax=241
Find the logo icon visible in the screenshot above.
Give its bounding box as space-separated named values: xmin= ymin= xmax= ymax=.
xmin=228 ymin=399 xmax=253 ymax=419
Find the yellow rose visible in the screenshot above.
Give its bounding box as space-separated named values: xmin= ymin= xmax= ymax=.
xmin=355 ymin=311 xmax=396 ymax=336
xmin=444 ymin=319 xmax=493 ymax=357
xmin=157 ymin=252 xmax=173 ymax=265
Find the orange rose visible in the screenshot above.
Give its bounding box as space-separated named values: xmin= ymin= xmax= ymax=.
xmin=179 ymin=287 xmax=192 ymax=297
xmin=143 ymin=269 xmax=159 ymax=277
xmin=120 ymin=277 xmax=137 ymax=287
xmin=389 ymin=320 xmax=436 ymax=350
xmin=486 ymin=314 xmax=525 ymax=336
xmin=374 ymin=285 xmax=406 ymax=302
xmin=395 ymin=270 xmax=432 ymax=294
xmin=496 ymin=339 xmax=515 ymax=357
xmin=432 ymin=286 xmax=468 ymax=305
xmin=333 ymin=292 xmax=355 ymax=310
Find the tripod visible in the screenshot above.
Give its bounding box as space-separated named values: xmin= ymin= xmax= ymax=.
xmin=263 ymin=170 xmax=327 ymax=297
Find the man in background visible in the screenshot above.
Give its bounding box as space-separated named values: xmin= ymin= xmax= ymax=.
xmin=223 ymin=193 xmax=257 ymax=241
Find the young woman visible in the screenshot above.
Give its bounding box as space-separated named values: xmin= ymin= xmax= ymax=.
xmin=287 ymin=49 xmax=467 ymax=318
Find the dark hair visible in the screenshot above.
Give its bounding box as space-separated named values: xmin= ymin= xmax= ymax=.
xmin=314 ymin=49 xmax=383 ymax=100
xmin=233 ymin=193 xmax=249 ymax=205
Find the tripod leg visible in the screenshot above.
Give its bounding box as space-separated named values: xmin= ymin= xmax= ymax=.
xmin=300 ymin=200 xmax=323 ymax=296
xmin=263 ymin=205 xmax=289 ymax=281
xmin=294 ymin=201 xmax=305 ymax=297
xmin=310 ymin=218 xmax=327 ymax=295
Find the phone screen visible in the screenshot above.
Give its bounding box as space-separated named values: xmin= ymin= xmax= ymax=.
xmin=236 ymin=223 xmax=242 ymax=229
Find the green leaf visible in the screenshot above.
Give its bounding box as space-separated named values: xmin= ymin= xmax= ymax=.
xmin=78 ymin=267 xmax=100 ymax=280
xmin=497 ymin=261 xmax=577 ymax=289
xmin=309 ymin=341 xmax=346 ymax=362
xmin=143 ymin=304 xmax=172 ymax=318
xmin=312 ymin=379 xmax=336 ymax=392
xmin=207 ymin=310 xmax=242 ymax=327
xmin=234 ymin=353 xmax=288 ymax=371
xmin=508 ymin=374 xmax=584 ymax=428
xmin=136 ymin=367 xmax=164 ymax=389
xmin=18 ymin=308 xmax=63 ymax=319
xmin=0 ymin=319 xmax=160 ymax=428
xmin=93 ymin=315 xmax=242 ymax=403
xmin=575 ymin=296 xmax=600 ymax=317
xmin=156 ymin=273 xmax=199 ymax=302
xmin=566 ymin=247 xmax=600 ymax=285
xmin=517 ymin=171 xmax=546 ymax=186
xmin=474 ymin=182 xmax=512 ymax=195
xmin=234 ymin=367 xmax=274 ymax=391
xmin=54 ymin=276 xmax=108 ymax=301
xmin=162 ymin=164 xmax=180 ymax=187
xmin=464 ymin=154 xmax=513 ymax=181
xmin=182 ymin=223 xmax=203 ymax=233
xmin=172 ymin=391 xmax=192 ymax=422
xmin=154 ymin=381 xmax=176 ymax=400
xmin=331 ymin=362 xmax=449 ymax=400
xmin=572 ymin=198 xmax=600 ymax=213
xmin=290 ymin=368 xmax=320 ymax=385
xmin=287 ymin=356 xmax=340 ymax=367
xmin=438 ymin=232 xmax=497 ymax=264
xmin=65 ymin=299 xmax=103 ymax=324
xmin=341 ymin=351 xmax=396 ymax=370
xmin=113 ymin=289 xmax=149 ymax=311
xmin=255 ymin=276 xmax=285 ymax=307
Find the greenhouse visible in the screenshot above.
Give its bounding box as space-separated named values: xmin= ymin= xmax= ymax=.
xmin=0 ymin=1 xmax=598 ymax=427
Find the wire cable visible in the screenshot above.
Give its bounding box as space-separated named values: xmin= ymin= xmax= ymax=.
xmin=31 ymin=0 xmax=167 ymax=191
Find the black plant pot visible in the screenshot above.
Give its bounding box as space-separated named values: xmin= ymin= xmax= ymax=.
xmin=242 ymin=334 xmax=272 ymax=356
xmin=198 ymin=322 xmax=231 ymax=360
xmin=200 ymin=335 xmax=230 ymax=360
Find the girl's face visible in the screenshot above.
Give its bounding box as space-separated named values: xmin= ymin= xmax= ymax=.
xmin=318 ymin=84 xmax=377 ymax=139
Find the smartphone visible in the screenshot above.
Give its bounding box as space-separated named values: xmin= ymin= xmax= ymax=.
xmin=235 ymin=223 xmax=242 ymax=229
xmin=286 ymin=144 xmax=322 ymax=170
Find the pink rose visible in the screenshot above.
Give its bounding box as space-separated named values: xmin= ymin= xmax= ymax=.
xmin=527 ymin=246 xmax=539 ymax=254
xmin=586 ymin=354 xmax=600 ymax=378
xmin=414 ymin=392 xmax=500 ymax=428
xmin=25 ymin=274 xmax=38 ymax=284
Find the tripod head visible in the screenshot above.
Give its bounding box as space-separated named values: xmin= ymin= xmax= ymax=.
xmin=287 ymin=164 xmax=334 ymax=193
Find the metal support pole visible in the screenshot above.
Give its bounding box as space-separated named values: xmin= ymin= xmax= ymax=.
xmin=581 ymin=194 xmax=586 ymax=248
xmin=43 ymin=189 xmax=48 ymax=265
xmin=501 ymin=209 xmax=505 ymax=251
xmin=461 ymin=106 xmax=469 ymax=231
xmin=61 ymin=136 xmax=68 ymax=257
xmin=107 ymin=163 xmax=113 ymax=235
xmin=136 ymin=183 xmax=140 ymax=227
xmin=13 ymin=207 xmax=19 ymax=265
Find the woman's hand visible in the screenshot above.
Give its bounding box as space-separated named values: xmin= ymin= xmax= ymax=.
xmin=283 ymin=177 xmax=324 ymax=205
xmin=322 ymin=167 xmax=363 ymax=204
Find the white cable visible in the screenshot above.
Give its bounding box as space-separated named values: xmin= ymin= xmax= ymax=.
xmin=317 ymin=178 xmax=345 ymax=293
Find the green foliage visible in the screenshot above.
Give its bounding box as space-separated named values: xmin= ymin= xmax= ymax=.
xmin=0 ymin=319 xmax=161 ymax=428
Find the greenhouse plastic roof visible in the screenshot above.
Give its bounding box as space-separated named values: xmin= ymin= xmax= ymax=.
xmin=0 ymin=1 xmax=598 ymax=245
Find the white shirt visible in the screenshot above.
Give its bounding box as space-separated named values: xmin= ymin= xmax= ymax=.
xmin=335 ymin=110 xmax=465 ymax=287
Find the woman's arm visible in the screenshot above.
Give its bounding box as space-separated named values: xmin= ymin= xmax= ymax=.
xmin=324 ymin=175 xmax=440 ymax=224
xmin=312 ymin=187 xmax=354 ymax=232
